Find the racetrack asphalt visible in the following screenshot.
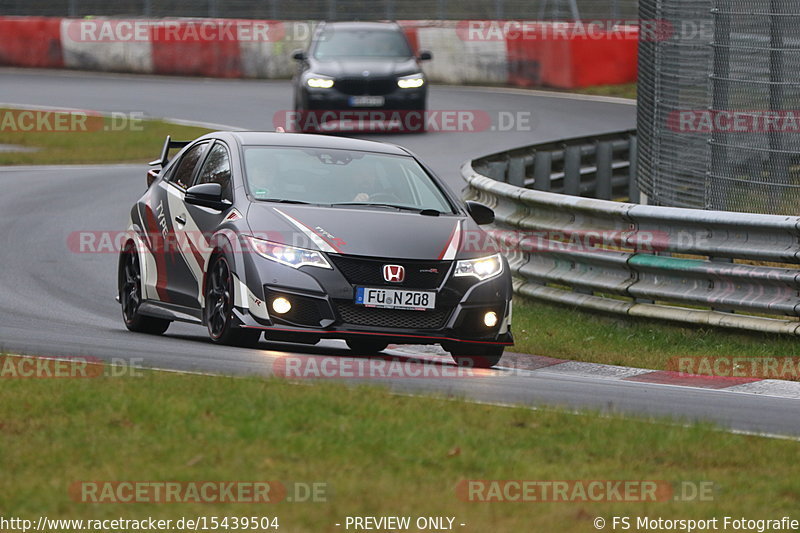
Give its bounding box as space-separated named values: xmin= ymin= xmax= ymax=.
xmin=1 ymin=68 xmax=798 ymax=437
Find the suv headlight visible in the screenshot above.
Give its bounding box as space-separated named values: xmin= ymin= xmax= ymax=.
xmin=397 ymin=73 xmax=425 ymax=89
xmin=247 ymin=237 xmax=331 ymax=269
xmin=306 ymin=76 xmax=334 ymax=89
xmin=454 ymin=253 xmax=503 ymax=281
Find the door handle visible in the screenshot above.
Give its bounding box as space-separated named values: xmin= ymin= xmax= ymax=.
xmin=174 ymin=215 xmax=186 ymax=225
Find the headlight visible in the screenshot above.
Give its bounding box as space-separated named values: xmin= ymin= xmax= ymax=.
xmin=247 ymin=237 xmax=331 ymax=270
xmin=454 ymin=253 xmax=503 ymax=281
xmin=397 ymin=73 xmax=425 ymax=89
xmin=306 ymin=77 xmax=334 ymax=89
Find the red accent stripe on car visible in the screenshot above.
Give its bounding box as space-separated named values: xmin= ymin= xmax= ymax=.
xmin=144 ymin=203 xmax=170 ymax=302
xmin=241 ymin=325 xmax=512 ymax=346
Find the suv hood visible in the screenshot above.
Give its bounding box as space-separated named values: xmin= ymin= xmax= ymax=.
xmin=309 ymin=58 xmax=420 ymax=79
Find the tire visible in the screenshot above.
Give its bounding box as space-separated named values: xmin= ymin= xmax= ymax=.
xmin=346 ymin=339 xmax=389 ymax=354
xmin=447 ymin=343 xmax=504 ymax=369
xmin=205 ymin=254 xmax=262 ymax=348
xmin=119 ymin=243 xmax=170 ymax=335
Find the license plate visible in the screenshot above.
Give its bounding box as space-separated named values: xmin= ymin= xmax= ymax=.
xmin=348 ymin=96 xmax=385 ymax=107
xmin=355 ymin=287 xmax=436 ymax=310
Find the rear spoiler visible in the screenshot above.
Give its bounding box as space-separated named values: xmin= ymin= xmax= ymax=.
xmin=148 ymin=136 xmax=191 ymax=167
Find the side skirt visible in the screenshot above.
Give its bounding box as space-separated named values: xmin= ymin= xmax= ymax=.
xmin=139 ymin=300 xmax=203 ymax=324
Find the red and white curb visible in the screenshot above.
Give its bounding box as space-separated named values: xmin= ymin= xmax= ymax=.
xmin=389 ymin=345 xmax=800 ymax=399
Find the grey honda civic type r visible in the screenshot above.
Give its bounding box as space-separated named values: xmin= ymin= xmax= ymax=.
xmin=118 ymin=131 xmax=513 ymax=367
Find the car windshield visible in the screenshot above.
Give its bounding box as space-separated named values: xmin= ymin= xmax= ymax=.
xmin=243 ymin=146 xmax=454 ymax=213
xmin=314 ymin=29 xmax=412 ymax=59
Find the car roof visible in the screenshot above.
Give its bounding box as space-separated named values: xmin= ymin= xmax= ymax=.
xmin=319 ymin=21 xmax=402 ymax=32
xmin=215 ymin=131 xmax=412 ymax=156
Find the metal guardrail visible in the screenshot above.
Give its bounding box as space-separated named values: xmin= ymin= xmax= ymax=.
xmin=474 ymin=129 xmax=640 ymax=202
xmin=463 ymin=131 xmax=800 ymax=335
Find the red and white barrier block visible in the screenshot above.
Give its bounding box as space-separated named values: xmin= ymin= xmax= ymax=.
xmin=1 ymin=17 xmax=639 ymax=89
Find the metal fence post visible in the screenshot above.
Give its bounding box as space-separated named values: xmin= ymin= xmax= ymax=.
xmin=563 ymin=145 xmax=582 ymax=196
xmin=596 ymin=141 xmax=613 ymax=200
xmin=628 ymin=135 xmax=640 ymax=203
xmin=769 ymin=0 xmax=789 ymax=208
xmin=533 ymin=151 xmax=552 ymax=191
xmin=507 ymin=156 xmax=526 ymax=187
xmin=487 ymin=161 xmax=508 ymax=182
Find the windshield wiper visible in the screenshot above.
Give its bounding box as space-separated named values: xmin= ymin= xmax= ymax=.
xmin=330 ymin=202 xmax=440 ymax=216
xmin=257 ymin=198 xmax=317 ymax=205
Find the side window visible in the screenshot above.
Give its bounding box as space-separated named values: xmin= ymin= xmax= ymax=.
xmin=195 ymin=143 xmax=233 ymax=202
xmin=170 ymin=142 xmax=207 ymax=189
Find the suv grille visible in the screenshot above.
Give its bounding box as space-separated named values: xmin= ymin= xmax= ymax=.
xmin=335 ymin=302 xmax=448 ymax=330
xmin=329 ymin=255 xmax=450 ymax=290
xmin=336 ymin=77 xmax=397 ymax=96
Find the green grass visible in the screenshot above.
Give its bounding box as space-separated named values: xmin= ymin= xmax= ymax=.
xmin=573 ymin=83 xmax=637 ymax=100
xmin=0 ymin=108 xmax=212 ymax=165
xmin=511 ymin=296 xmax=800 ymax=372
xmin=0 ymin=357 xmax=798 ymax=532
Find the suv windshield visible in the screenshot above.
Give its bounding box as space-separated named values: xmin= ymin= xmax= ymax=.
xmin=314 ymin=29 xmax=412 ymax=59
xmin=243 ymin=146 xmax=454 ymax=213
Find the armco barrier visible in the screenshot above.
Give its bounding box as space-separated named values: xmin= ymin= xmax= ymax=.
xmin=462 ymin=133 xmax=800 ymax=335
xmin=0 ymin=17 xmax=638 ymax=88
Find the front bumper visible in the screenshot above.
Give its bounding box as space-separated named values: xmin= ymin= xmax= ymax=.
xmin=302 ymin=86 xmax=427 ymax=112
xmin=235 ymin=252 xmax=513 ymax=347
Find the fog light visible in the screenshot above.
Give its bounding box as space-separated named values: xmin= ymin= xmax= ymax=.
xmin=483 ymin=311 xmax=498 ymax=328
xmin=272 ymin=297 xmax=292 ymax=314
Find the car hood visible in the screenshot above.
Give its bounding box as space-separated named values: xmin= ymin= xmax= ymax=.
xmin=246 ymin=203 xmax=487 ymax=260
xmin=309 ymin=58 xmax=420 ymax=79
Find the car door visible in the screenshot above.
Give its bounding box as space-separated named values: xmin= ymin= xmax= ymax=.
xmin=171 ymin=141 xmax=236 ymax=307
xmin=149 ymin=140 xmax=209 ymax=307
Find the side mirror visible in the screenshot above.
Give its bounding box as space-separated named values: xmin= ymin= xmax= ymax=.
xmin=291 ymin=49 xmax=307 ymax=61
xmin=465 ymin=201 xmax=495 ymax=225
xmin=185 ymin=183 xmax=228 ymax=210
xmin=146 ymin=168 xmax=159 ymax=187
xmin=418 ymin=50 xmax=432 ymax=61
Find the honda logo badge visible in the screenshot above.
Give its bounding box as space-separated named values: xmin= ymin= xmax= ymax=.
xmin=383 ymin=264 xmax=405 ymax=283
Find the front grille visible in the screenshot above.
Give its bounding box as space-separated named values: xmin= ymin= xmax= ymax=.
xmin=336 ymin=77 xmax=397 ymax=96
xmin=335 ymin=302 xmax=448 ymax=330
xmin=329 ymin=255 xmax=450 ymax=290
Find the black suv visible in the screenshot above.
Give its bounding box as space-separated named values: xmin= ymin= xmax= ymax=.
xmin=292 ymin=21 xmax=432 ymax=133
